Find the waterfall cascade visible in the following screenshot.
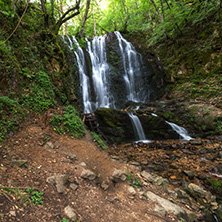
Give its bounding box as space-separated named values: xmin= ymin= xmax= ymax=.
xmin=166 ymin=121 xmax=193 ymax=140
xmin=128 ymin=113 xmax=151 ymax=143
xmin=63 ymin=33 xmax=193 ymax=142
xmin=64 ymin=31 xmax=151 ymax=114
xmin=86 ymin=35 xmax=115 ymax=110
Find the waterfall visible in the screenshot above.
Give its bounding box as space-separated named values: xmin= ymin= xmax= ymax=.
xmin=63 ymin=36 xmax=93 ymax=114
xmin=64 ymin=32 xmax=152 ymax=114
xmin=114 ymin=31 xmax=149 ymax=102
xmin=166 ymin=121 xmax=193 ymax=140
xmin=86 ymin=35 xmax=115 ymax=110
xmin=128 ymin=113 xmax=151 ymax=143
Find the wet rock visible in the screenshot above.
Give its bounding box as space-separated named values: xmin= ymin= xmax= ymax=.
xmin=146 ymin=191 xmax=197 ymax=221
xmin=183 ymin=170 xmax=195 ymax=179
xmin=111 ymin=169 xmax=126 ymax=182
xmin=81 ymin=169 xmax=96 ymax=181
xmin=215 ymin=204 xmax=222 ymax=221
xmin=190 ymin=140 xmax=202 ymax=145
xmin=12 ymin=159 xmax=27 ymax=167
xmin=64 ymin=205 xmax=77 ymax=221
xmin=56 ymin=174 xmax=69 ymax=193
xmin=219 ymin=151 xmax=222 ymax=159
xmin=197 ymin=174 xmax=207 ymax=180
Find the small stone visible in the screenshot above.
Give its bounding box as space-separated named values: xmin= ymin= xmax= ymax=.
xmin=140 ymin=171 xmax=154 ymax=182
xmin=70 ymin=183 xmax=78 ymax=191
xmin=111 ymin=169 xmax=126 ymax=182
xmin=12 ymin=159 xmax=27 ymax=167
xmin=81 ymin=169 xmax=96 ymax=181
xmin=46 ymin=176 xmax=56 ymax=185
xmin=128 ymin=186 xmax=136 ymax=195
xmin=68 ymin=154 xmax=78 ymax=161
xmin=101 ymin=181 xmax=109 ymax=190
xmin=129 ymin=161 xmax=140 ymax=166
xmin=111 ymin=155 xmax=119 ymax=160
xmin=64 ymin=205 xmax=77 ymax=221
xmin=190 ymin=140 xmax=202 ymax=145
xmin=56 ymin=174 xmax=69 ymax=193
xmin=79 ymin=162 xmax=86 ymax=167
xmin=183 ymin=170 xmax=195 ymax=179
xmin=219 ymin=151 xmax=222 ymax=158
xmin=44 ymin=142 xmax=54 ymax=152
xmin=141 ymin=160 xmax=148 ymax=165
xmin=9 ymin=211 xmax=16 ymax=217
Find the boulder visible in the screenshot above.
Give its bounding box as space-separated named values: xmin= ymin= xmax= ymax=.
xmin=146 ymin=191 xmax=197 ymax=221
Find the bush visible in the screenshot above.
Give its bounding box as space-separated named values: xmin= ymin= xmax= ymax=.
xmin=50 ymin=105 xmax=85 ymax=138
xmin=21 ymin=71 xmax=56 ymax=112
xmin=0 ymin=96 xmax=24 ymax=141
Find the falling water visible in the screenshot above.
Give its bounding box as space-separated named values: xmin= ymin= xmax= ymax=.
xmin=166 ymin=121 xmax=193 ymax=140
xmin=114 ymin=31 xmax=148 ymax=102
xmin=86 ymin=35 xmax=115 ymax=110
xmin=128 ymin=113 xmax=151 ymax=143
xmin=63 ymin=36 xmax=93 ymax=114
xmin=64 ymin=32 xmax=152 ymax=113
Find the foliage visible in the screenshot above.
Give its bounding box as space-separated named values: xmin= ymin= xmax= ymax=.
xmin=126 ymin=171 xmax=141 ymax=188
xmin=50 ymin=105 xmax=85 ymax=138
xmin=61 ymin=218 xmax=69 ymax=222
xmin=1 ymin=187 xmax=43 ymax=206
xmin=21 ymin=71 xmax=56 ymax=112
xmin=25 ymin=188 xmax=44 ymax=205
xmin=91 ymin=132 xmax=107 ymax=150
xmin=0 ymin=96 xmax=24 ymax=141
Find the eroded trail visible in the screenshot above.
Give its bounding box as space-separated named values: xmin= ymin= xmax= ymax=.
xmin=0 ymin=124 xmax=178 ymax=222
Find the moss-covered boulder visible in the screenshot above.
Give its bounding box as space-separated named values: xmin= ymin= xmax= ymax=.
xmin=95 ymin=108 xmax=179 ymax=144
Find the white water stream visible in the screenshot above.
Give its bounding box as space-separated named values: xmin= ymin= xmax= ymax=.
xmin=128 ymin=113 xmax=151 ymax=143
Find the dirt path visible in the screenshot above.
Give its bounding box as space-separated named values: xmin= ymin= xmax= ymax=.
xmin=0 ymin=123 xmax=181 ymax=222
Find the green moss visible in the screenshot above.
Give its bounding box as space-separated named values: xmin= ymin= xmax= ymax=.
xmin=91 ymin=132 xmax=107 ymax=150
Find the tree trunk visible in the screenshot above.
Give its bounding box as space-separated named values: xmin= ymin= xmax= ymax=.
xmin=92 ymin=6 xmax=96 ymax=36
xmin=80 ymin=0 xmax=91 ymax=35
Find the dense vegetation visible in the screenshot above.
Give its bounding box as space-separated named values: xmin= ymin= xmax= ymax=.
xmin=0 ymin=0 xmax=221 ymax=141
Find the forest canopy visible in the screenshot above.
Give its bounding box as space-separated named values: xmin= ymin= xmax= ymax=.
xmin=1 ymin=0 xmax=221 ymax=44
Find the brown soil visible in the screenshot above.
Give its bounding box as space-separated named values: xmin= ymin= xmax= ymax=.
xmin=0 ymin=122 xmax=181 ymax=222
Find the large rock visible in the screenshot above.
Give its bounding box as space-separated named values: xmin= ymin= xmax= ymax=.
xmin=146 ymin=191 xmax=197 ymax=221
xmin=185 ymin=183 xmax=218 ymax=211
xmin=95 ymin=108 xmax=179 ymax=144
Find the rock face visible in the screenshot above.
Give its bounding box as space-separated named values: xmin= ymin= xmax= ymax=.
xmin=95 ymin=108 xmax=179 ymax=144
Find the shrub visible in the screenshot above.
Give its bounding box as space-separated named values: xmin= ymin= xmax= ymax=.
xmin=50 ymin=105 xmax=85 ymax=138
